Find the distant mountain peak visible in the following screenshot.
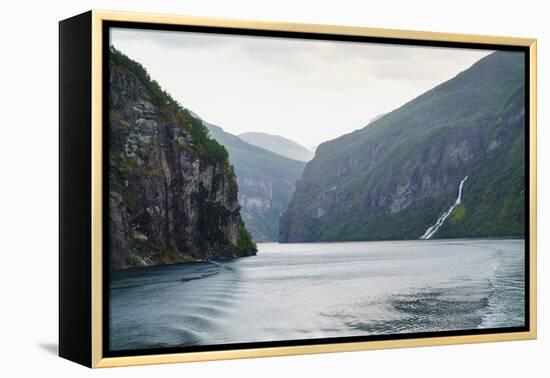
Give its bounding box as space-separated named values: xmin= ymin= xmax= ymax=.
xmin=239 ymin=132 xmax=314 ymax=162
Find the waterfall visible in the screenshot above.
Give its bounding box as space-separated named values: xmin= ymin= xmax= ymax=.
xmin=420 ymin=176 xmax=468 ymax=240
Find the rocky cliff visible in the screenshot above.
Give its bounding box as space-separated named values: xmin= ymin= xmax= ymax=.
xmin=206 ymin=124 xmax=306 ymax=242
xmin=109 ymin=48 xmax=256 ymax=270
xmin=280 ymin=51 xmax=526 ymax=242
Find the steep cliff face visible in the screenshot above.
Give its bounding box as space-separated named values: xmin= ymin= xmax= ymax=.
xmin=109 ymin=48 xmax=256 ymax=270
xmin=206 ymin=123 xmax=305 ymax=241
xmin=280 ymin=51 xmax=525 ymax=242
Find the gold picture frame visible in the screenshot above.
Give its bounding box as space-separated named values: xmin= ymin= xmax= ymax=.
xmin=59 ymin=10 xmax=537 ymax=368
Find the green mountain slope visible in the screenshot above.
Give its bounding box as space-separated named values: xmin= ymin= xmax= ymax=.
xmin=207 ymin=124 xmax=306 ymax=241
xmin=280 ymin=51 xmax=525 ymax=242
xmin=239 ymin=132 xmax=314 ymax=162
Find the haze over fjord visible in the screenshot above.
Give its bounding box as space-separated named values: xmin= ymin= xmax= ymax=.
xmin=111 ymin=28 xmax=491 ymax=149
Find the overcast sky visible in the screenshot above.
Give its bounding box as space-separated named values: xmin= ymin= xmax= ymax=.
xmin=111 ymin=28 xmax=492 ymax=149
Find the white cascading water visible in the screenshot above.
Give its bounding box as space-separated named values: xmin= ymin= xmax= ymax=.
xmin=420 ymin=176 xmax=468 ymax=240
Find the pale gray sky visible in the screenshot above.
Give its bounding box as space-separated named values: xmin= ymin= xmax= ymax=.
xmin=111 ymin=28 xmax=492 ymax=149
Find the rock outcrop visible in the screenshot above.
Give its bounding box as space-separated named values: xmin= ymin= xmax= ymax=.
xmin=109 ymin=48 xmax=256 ymax=270
xmin=206 ymin=123 xmax=306 ymax=242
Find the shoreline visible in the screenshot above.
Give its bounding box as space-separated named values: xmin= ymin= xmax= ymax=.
xmin=110 ymin=237 xmax=525 ymax=273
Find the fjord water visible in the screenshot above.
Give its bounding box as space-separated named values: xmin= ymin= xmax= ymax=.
xmin=110 ymin=239 xmax=525 ymax=350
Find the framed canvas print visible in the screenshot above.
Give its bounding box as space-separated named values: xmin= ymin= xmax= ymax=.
xmin=59 ymin=10 xmax=537 ymax=368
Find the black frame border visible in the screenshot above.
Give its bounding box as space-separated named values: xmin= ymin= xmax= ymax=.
xmin=101 ymin=20 xmax=531 ymax=359
xmin=59 ymin=11 xmax=93 ymax=367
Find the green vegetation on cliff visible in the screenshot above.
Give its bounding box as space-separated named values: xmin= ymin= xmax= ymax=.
xmin=109 ymin=47 xmax=255 ymax=269
xmin=110 ymin=47 xmax=228 ymax=161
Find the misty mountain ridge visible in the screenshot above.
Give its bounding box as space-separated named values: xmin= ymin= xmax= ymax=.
xmin=239 ymin=132 xmax=314 ymax=162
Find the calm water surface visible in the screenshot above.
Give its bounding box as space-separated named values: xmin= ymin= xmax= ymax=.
xmin=110 ymin=239 xmax=525 ymax=350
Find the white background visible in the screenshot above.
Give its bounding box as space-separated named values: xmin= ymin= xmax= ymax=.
xmin=0 ymin=0 xmax=546 ymax=376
